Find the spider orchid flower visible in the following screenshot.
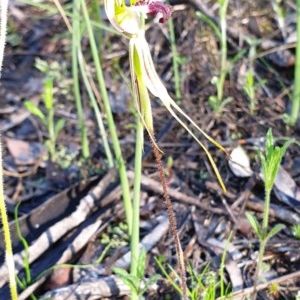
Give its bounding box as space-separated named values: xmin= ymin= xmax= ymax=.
xmin=104 ymin=0 xmax=227 ymax=192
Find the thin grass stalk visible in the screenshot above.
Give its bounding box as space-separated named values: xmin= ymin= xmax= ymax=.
xmin=52 ymin=0 xmax=72 ymax=32
xmin=0 ymin=0 xmax=18 ymax=298
xmin=252 ymin=187 xmax=271 ymax=300
xmin=130 ymin=117 xmax=143 ymax=300
xmin=14 ymin=203 xmax=31 ymax=284
xmin=155 ymin=258 xmax=183 ymax=295
xmin=168 ymin=17 xmax=181 ymax=101
xmin=17 ymin=0 xmax=115 ymax=34
xmin=14 ymin=204 xmax=38 ymax=300
xmin=72 ymin=0 xmax=90 ymax=159
xmin=290 ymin=0 xmax=300 ymax=125
xmin=80 ymin=0 xmax=132 ymax=233
xmin=0 ymin=144 xmax=18 ymax=300
xmin=89 ymin=0 xmax=103 ymax=57
xmin=0 ymin=0 xmax=8 ymax=71
xmin=219 ymin=231 xmax=232 ymax=299
xmin=77 ymin=50 xmax=114 ymax=167
xmin=217 ymin=0 xmax=229 ymax=104
xmin=44 ymin=79 xmax=56 ymax=161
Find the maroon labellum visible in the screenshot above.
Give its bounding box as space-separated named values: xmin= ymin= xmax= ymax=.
xmin=135 ymin=1 xmax=173 ymax=23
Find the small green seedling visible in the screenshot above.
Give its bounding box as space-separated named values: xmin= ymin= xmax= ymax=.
xmin=267 ymin=282 xmax=280 ymax=299
xmin=155 ymin=256 xmax=184 ymax=297
xmin=243 ymin=40 xmax=257 ymax=113
xmin=246 ymin=129 xmax=294 ymax=299
xmin=156 ymin=256 xmax=233 ymax=300
xmin=165 ymin=156 xmax=174 ymax=177
xmin=242 ymin=39 xmax=267 ymax=113
xmin=14 ymin=202 xmax=38 ymax=300
xmin=187 ymin=263 xmax=220 ymax=300
xmin=113 ymin=248 xmax=161 ymax=299
xmin=292 ymin=224 xmax=300 ymax=239
xmin=24 ymin=78 xmax=65 ymax=163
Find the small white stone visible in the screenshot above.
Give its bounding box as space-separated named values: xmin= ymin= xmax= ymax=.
xmin=228 ymin=145 xmax=253 ymax=178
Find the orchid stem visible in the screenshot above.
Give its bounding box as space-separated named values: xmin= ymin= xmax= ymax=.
xmin=130 ymin=116 xmax=144 ymax=300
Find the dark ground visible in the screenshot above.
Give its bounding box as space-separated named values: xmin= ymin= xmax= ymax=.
xmin=0 ymin=0 xmax=300 ymax=299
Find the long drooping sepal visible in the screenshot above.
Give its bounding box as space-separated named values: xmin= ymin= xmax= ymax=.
xmin=135 ymin=37 xmax=227 ymax=192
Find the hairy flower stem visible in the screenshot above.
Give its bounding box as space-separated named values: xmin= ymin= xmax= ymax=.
xmin=151 ymin=140 xmax=187 ymax=300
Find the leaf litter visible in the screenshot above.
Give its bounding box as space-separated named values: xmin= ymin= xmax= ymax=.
xmin=0 ymin=0 xmax=300 ymax=299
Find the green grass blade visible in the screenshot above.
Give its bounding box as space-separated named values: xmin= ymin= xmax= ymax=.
xmin=72 ymin=0 xmax=90 ymax=159
xmin=77 ymin=50 xmax=114 ymax=167
xmin=167 ymin=16 xmax=181 ymax=101
xmin=80 ymin=0 xmax=132 ymax=233
xmin=289 ymin=0 xmax=300 ymax=125
xmin=0 ymin=0 xmax=18 ymax=297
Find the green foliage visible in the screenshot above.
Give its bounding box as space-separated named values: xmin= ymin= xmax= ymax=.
xmin=24 ymin=78 xmax=66 ymax=163
xmin=72 ymin=0 xmax=90 ymax=159
xmin=246 ymin=128 xmax=294 ymax=298
xmin=208 ymin=92 xmax=232 ymax=114
xmin=114 ymin=248 xmax=161 ymax=299
xmin=155 ymin=257 xmax=232 ymax=300
xmin=155 ymin=256 xmax=183 ymax=296
xmin=284 ymin=0 xmax=300 ymax=126
xmin=292 ymin=224 xmax=300 ymax=239
xmin=35 ymin=58 xmax=64 ymax=82
xmin=267 ymin=282 xmax=280 ymax=299
xmin=167 ymin=16 xmax=182 ymax=102
xmin=245 ymin=212 xmax=262 ymax=239
xmin=266 ymin=224 xmax=286 ymax=240
xmin=260 ymin=129 xmax=294 ymax=191
xmin=101 ymin=222 xmax=130 ymax=246
xmin=14 ymin=203 xmax=37 ymax=300
xmin=82 ymin=0 xmax=133 ymax=234
xmin=245 ymin=212 xmax=285 ymax=242
xmin=195 ymin=12 xmax=221 ymax=40
xmin=242 ymin=40 xmax=267 ymax=113
xmin=246 ymin=128 xmax=293 ymax=238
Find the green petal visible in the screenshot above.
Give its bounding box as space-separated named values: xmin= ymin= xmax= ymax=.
xmin=104 ymin=0 xmax=141 ymax=36
xmin=129 ymin=39 xmax=156 ymax=149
